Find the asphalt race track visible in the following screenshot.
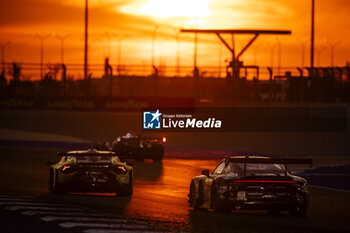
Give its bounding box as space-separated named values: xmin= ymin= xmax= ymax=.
xmin=0 ymin=110 xmax=349 ymax=233
xmin=0 ymin=147 xmax=349 ymax=233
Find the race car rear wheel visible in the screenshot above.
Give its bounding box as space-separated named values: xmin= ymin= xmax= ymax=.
xmin=289 ymin=193 xmax=308 ymax=216
xmin=152 ymin=145 xmax=164 ymax=161
xmin=49 ymin=168 xmax=54 ymax=192
xmin=50 ymin=169 xmax=66 ymax=194
xmin=211 ymin=182 xmax=230 ymax=213
xmin=289 ymin=204 xmax=307 ymax=217
xmin=117 ymin=171 xmax=133 ymax=197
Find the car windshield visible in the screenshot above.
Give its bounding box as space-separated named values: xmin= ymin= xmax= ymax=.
xmin=231 ymin=162 xmax=285 ymax=176
xmin=123 ymin=138 xmax=140 ymax=146
xmin=66 ymin=155 xmax=118 ymax=163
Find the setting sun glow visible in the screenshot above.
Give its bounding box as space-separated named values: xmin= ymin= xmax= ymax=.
xmin=139 ymin=0 xmax=211 ymax=18
xmin=0 ymin=0 xmax=348 ymax=76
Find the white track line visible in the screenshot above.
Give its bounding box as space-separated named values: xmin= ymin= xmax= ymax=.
xmin=0 ymin=201 xmax=63 ymax=206
xmin=59 ymin=222 xmax=150 ymax=229
xmin=0 ymin=194 xmax=27 ymax=198
xmin=21 ymin=210 xmax=106 ymax=217
xmin=84 ymin=230 xmax=171 ymax=233
xmin=41 ymin=216 xmax=127 ymax=223
xmin=0 ymin=198 xmax=35 ymax=202
xmin=6 ymin=206 xmax=82 ymax=211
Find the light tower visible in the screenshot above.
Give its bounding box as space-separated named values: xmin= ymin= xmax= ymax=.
xmin=311 ymin=0 xmax=315 ymax=70
xmin=84 ymin=0 xmax=89 ymax=80
xmin=1 ymin=41 xmax=10 ymax=73
xmin=34 ymin=33 xmax=51 ymax=79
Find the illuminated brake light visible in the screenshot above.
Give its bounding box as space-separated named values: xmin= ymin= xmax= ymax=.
xmin=117 ymin=166 xmax=126 ymax=172
xmin=162 ymin=137 xmax=167 ymax=143
xmin=62 ymin=165 xmax=71 ymax=171
xmin=233 ymin=180 xmax=297 ymax=184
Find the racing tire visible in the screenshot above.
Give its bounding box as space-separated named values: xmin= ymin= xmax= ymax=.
xmin=189 ymin=180 xmax=204 ymax=211
xmin=152 ymin=146 xmax=164 ymax=161
xmin=49 ymin=168 xmax=54 ymax=192
xmin=289 ymin=204 xmax=307 ymax=217
xmin=289 ymin=193 xmax=308 ymax=217
xmin=188 ymin=180 xmax=197 ymax=208
xmin=195 ymin=180 xmax=207 ymax=211
xmin=50 ymin=169 xmax=66 ymax=194
xmin=117 ymin=171 xmax=133 ymax=197
xmin=211 ymin=183 xmax=230 ymax=213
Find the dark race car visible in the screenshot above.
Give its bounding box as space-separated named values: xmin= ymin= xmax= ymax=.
xmin=112 ymin=132 xmax=166 ymax=161
xmin=48 ymin=149 xmax=133 ymax=196
xmin=188 ymin=156 xmax=312 ymax=216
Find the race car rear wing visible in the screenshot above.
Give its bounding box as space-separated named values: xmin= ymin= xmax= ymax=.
xmin=57 ymin=152 xmax=116 ymax=157
xmin=225 ymin=157 xmax=313 ymax=176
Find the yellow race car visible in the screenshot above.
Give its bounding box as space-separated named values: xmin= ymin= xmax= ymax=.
xmin=48 ymin=149 xmax=133 ymax=196
xmin=188 ymin=156 xmax=312 ymax=216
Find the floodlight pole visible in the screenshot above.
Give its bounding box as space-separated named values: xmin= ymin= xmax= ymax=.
xmin=117 ymin=35 xmax=128 ymax=76
xmin=218 ymin=42 xmax=222 ymax=78
xmin=275 ymin=38 xmax=281 ymax=76
xmin=152 ymin=25 xmax=158 ymax=68
xmin=193 ymin=18 xmax=199 ymax=78
xmin=315 ymin=47 xmax=326 ymax=67
xmin=175 ymin=30 xmax=180 ymax=77
xmin=311 ymin=0 xmax=315 ymax=71
xmin=84 ymin=0 xmax=88 ymax=80
xmin=1 ymin=41 xmax=10 ymax=73
xmin=55 ymin=34 xmax=70 ymax=65
xmin=35 ymin=34 xmax=51 ymax=79
xmin=297 ymin=39 xmax=307 ymax=68
xmin=105 ymin=31 xmax=111 ymax=59
xmin=328 ymin=40 xmax=341 ymax=67
xmin=194 ymin=31 xmax=198 ymax=68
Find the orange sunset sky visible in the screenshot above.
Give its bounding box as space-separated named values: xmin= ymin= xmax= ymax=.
xmin=0 ymin=0 xmax=349 ymax=76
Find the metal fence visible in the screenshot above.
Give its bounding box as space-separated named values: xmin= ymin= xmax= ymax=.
xmin=1 ymin=62 xmax=349 ymax=82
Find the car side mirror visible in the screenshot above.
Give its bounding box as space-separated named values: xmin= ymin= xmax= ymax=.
xmin=201 ymin=169 xmax=210 ymax=177
xmin=47 ymin=161 xmax=55 ymax=166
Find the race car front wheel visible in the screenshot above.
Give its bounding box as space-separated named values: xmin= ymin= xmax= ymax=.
xmin=188 ymin=180 xmax=197 ymax=208
xmin=189 ymin=180 xmax=205 ymax=211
